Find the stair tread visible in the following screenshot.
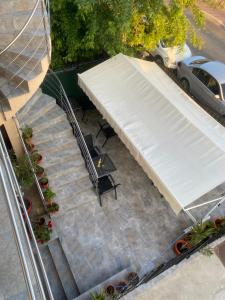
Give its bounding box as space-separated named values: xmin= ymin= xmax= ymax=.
xmin=0 ymin=75 xmax=26 ymax=99
xmin=48 ymin=165 xmax=88 ymax=191
xmin=18 ymin=93 xmax=56 ymax=124
xmin=53 ymin=188 xmax=97 ymax=219
xmin=32 ymin=119 xmax=73 ymax=144
xmin=48 ymin=239 xmax=80 ymax=299
xmin=38 ymin=247 xmax=67 ymax=300
xmin=45 ymin=154 xmax=84 ymax=178
xmin=54 ymin=176 xmax=93 ymax=201
xmin=37 ymin=135 xmax=80 ymax=154
xmin=0 ymin=59 xmax=42 ymax=82
xmin=31 ymin=105 xmax=67 ymax=132
xmin=16 ymin=88 xmax=42 ymax=118
xmin=41 ymin=142 xmax=83 ymax=168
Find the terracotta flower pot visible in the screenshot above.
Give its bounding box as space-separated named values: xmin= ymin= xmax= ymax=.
xmin=173 ymin=239 xmax=191 ymax=256
xmin=20 ymin=197 xmax=32 ymax=217
xmin=39 ymin=177 xmax=49 ymax=189
xmin=105 ymin=285 xmax=115 ymax=296
xmin=214 ymin=217 xmax=225 ymax=229
xmin=127 ymin=272 xmax=139 ymax=284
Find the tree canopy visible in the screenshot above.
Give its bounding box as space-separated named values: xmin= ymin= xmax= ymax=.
xmin=50 ymin=0 xmax=205 ymax=68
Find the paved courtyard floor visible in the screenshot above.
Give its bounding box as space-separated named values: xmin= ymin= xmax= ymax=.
xmin=54 ymin=108 xmax=196 ymax=292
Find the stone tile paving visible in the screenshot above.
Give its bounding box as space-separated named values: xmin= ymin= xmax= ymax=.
xmin=54 ymin=109 xmax=194 ymax=293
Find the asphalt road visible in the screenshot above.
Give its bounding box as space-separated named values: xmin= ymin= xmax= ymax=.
xmin=190 ymin=19 xmax=225 ymax=63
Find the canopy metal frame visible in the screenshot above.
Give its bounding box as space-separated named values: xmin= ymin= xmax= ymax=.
xmin=183 ymin=193 xmax=225 ymax=223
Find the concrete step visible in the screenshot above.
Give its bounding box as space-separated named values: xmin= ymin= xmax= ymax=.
xmin=41 ymin=142 xmax=83 ymax=169
xmin=48 ymin=164 xmax=88 ymax=192
xmin=0 ymin=75 xmax=27 ymax=102
xmin=1 ymin=49 xmax=43 ymax=73
xmin=54 ymin=176 xmax=93 ymax=202
xmin=36 ymin=136 xmax=80 ymax=154
xmin=0 ymin=60 xmax=42 ymax=92
xmin=16 ymin=88 xmax=42 ymax=120
xmin=0 ymin=30 xmax=48 ymax=52
xmin=53 ymin=188 xmax=97 ymax=219
xmin=18 ymin=93 xmax=56 ymax=125
xmin=38 ymin=247 xmax=67 ymax=300
xmin=0 ymin=8 xmax=47 ymax=31
xmin=0 ymin=0 xmax=37 ymax=15
xmin=31 ymin=105 xmax=67 ymax=133
xmin=32 ymin=119 xmax=73 ymax=145
xmin=45 ymin=155 xmax=84 ymax=179
xmin=48 ymin=239 xmax=80 ymax=300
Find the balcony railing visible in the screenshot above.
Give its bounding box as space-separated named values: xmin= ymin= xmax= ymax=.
xmin=42 ymin=70 xmax=99 ymax=187
xmin=0 ymin=130 xmax=54 ymax=299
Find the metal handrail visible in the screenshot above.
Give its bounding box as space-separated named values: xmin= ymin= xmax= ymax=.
xmin=0 ymin=131 xmax=54 ymax=299
xmin=43 ymin=70 xmax=99 ymax=184
xmin=0 ymin=0 xmax=41 ymax=56
xmin=13 ymin=117 xmax=48 ymax=213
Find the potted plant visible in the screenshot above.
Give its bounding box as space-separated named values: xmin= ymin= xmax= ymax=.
xmin=173 ymin=239 xmax=191 ymax=255
xmin=105 ymin=285 xmax=115 ymax=297
xmin=18 ymin=197 xmax=32 ymax=217
xmin=35 ymin=165 xmax=45 ymax=177
xmin=39 ymin=177 xmax=49 ymax=189
xmin=127 ymin=272 xmax=139 ymax=285
xmin=43 ymin=188 xmax=56 ymax=203
xmin=187 ymin=221 xmax=217 ymax=246
xmin=47 ymin=202 xmax=59 ymax=214
xmin=22 ymin=125 xmax=33 ymax=144
xmin=30 ymin=150 xmax=42 ymax=164
xmin=214 ymin=217 xmax=225 ymax=229
xmin=26 ymin=142 xmax=35 ymax=152
xmin=13 ymin=156 xmax=35 ymax=192
xmin=90 ymin=291 xmax=105 ymax=300
xmin=173 ymin=220 xmax=217 ymax=256
xmin=33 ymin=223 xmax=51 ymax=244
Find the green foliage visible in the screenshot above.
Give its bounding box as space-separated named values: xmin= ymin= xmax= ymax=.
xmin=13 ymin=156 xmax=35 ymax=191
xmin=35 ymin=165 xmax=44 ymax=176
xmin=22 ymin=125 xmax=33 ymax=140
xmin=51 ymin=0 xmax=205 ymax=68
xmin=47 ymin=202 xmax=59 ymax=213
xmin=30 ymin=150 xmax=42 ymax=163
xmin=43 ymin=188 xmax=56 ymax=201
xmin=34 ymin=224 xmax=51 ymax=242
xmin=187 ymin=221 xmax=217 ymax=246
xmin=200 ymin=246 xmax=214 ymax=257
xmin=90 ymin=291 xmax=106 ymax=300
xmin=39 ymin=177 xmax=48 ymax=184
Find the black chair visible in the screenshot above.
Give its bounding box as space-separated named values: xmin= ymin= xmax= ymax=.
xmin=96 ymin=121 xmax=116 ymax=147
xmin=84 ymin=134 xmax=101 ymax=158
xmin=96 ymin=174 xmax=120 ymax=206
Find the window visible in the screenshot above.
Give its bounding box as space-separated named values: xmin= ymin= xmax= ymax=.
xmin=192 ymin=68 xmax=210 ymax=86
xmin=207 ymin=77 xmax=220 ymax=95
xmin=221 ymin=83 xmax=225 ymax=99
xmin=190 ymin=59 xmax=210 ymax=65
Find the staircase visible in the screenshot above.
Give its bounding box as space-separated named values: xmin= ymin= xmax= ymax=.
xmin=17 ymin=89 xmax=98 ymax=298
xmin=0 ymin=0 xmax=51 ymax=122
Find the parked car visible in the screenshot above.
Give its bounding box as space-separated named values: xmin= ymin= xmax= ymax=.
xmin=151 ymin=40 xmax=192 ymax=69
xmin=177 ymin=56 xmax=225 ymax=115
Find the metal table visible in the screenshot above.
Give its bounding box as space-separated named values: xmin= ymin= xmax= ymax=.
xmin=92 ymin=153 xmax=116 ymax=178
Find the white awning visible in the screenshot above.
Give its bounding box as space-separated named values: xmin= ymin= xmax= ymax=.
xmin=78 ymin=53 xmax=225 ymax=215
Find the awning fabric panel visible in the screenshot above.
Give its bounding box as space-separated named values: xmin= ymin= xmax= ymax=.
xmin=78 ymin=53 xmax=225 ymax=214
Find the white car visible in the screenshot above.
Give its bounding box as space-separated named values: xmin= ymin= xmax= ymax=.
xmin=151 ymin=40 xmax=192 ymax=69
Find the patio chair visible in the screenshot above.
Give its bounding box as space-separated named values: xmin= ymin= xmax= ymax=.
xmin=95 ymin=174 xmax=121 ymax=206
xmin=96 ymin=121 xmax=116 ymax=147
xmin=84 ymin=134 xmax=101 ymax=158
